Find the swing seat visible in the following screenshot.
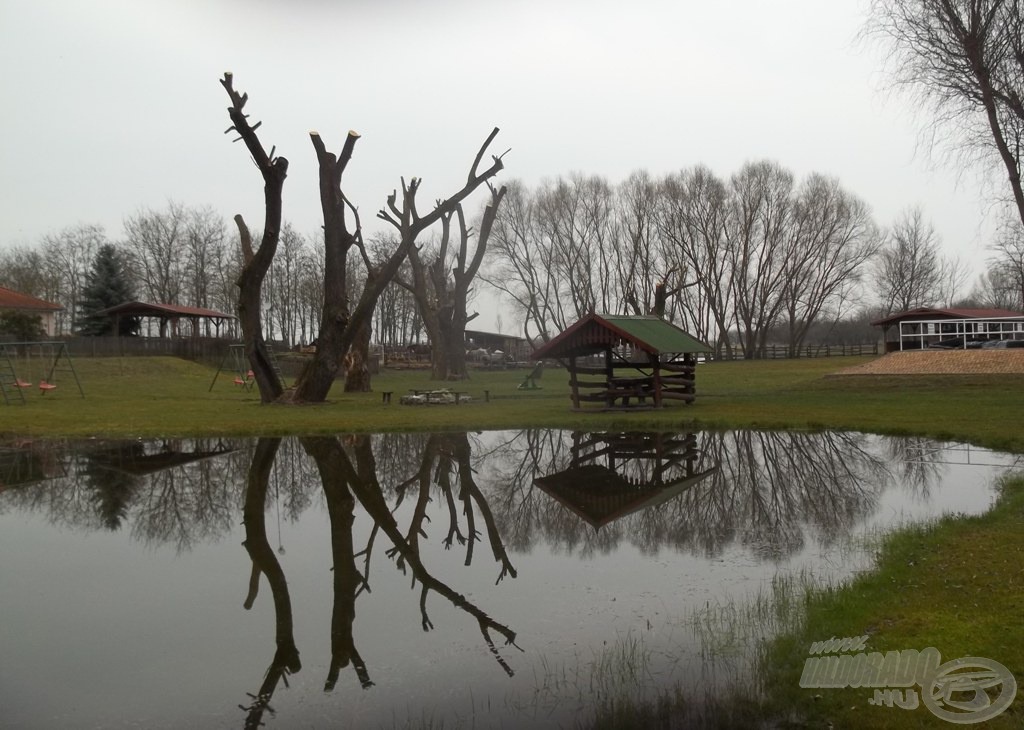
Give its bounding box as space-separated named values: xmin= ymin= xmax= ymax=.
xmin=39 ymin=381 xmax=57 ymax=394
xmin=233 ymin=377 xmax=245 ymax=386
xmin=15 ymin=379 xmax=32 ymax=388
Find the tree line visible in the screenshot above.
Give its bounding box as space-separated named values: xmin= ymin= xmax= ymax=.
xmin=2 ymin=166 xmax=1023 ymax=358
xmin=0 ymin=209 xmax=424 ymax=349
xmin=486 ymin=165 xmax=1024 ymax=358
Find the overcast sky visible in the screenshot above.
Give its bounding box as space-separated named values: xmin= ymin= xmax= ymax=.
xmin=0 ymin=0 xmax=1004 ymax=292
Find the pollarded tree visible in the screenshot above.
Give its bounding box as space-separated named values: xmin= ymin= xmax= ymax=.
xmin=221 ymin=72 xmax=290 ymax=403
xmin=395 ymin=183 xmax=507 ymax=381
xmin=288 ymin=127 xmax=505 ymax=400
xmin=76 ymin=243 xmax=140 ymax=336
xmin=220 ymin=72 xmax=505 ymax=402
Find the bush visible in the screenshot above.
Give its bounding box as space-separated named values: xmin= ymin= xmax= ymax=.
xmin=0 ymin=310 xmax=45 ymax=341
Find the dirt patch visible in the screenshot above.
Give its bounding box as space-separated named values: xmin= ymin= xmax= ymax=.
xmin=831 ymin=350 xmax=1024 ymax=376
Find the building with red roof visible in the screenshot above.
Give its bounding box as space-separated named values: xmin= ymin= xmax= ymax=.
xmin=871 ymin=307 xmax=1024 ymax=351
xmin=0 ymin=286 xmax=64 ymax=337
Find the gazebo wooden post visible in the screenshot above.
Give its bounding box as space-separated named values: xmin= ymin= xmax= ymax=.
xmin=651 ymin=352 xmax=663 ymax=408
xmin=569 ymin=356 xmax=580 ymax=410
xmin=604 ymin=346 xmax=614 ymax=409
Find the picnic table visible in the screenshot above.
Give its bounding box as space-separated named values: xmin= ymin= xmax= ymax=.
xmin=402 ymin=389 xmax=471 ymax=405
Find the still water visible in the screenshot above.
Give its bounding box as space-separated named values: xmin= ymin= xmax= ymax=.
xmin=0 ymin=430 xmax=1018 ymax=729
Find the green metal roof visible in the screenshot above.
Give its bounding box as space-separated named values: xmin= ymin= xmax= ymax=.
xmin=600 ymin=315 xmax=710 ymax=354
xmin=531 ymin=313 xmax=710 ymax=360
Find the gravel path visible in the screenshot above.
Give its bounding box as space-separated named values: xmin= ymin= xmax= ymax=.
xmin=832 ymin=349 xmax=1024 ymax=376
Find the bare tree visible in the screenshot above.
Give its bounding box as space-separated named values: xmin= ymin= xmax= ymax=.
xmin=780 ymin=175 xmax=883 ymax=355
xmin=0 ymin=246 xmax=57 ymax=303
xmin=124 ymin=202 xmax=188 ymax=307
xmin=986 ymin=214 xmax=1024 ymax=307
xmin=39 ymin=223 xmax=107 ymax=335
xmin=267 ymin=222 xmax=306 ymax=347
xmin=657 ymin=166 xmax=734 ymax=356
xmin=221 ymin=72 xmax=290 ymax=403
xmin=868 ymin=0 xmax=1024 ymax=228
xmin=371 ymin=246 xmax=422 ymax=352
xmin=725 ymin=161 xmax=795 ymax=358
xmin=483 ymin=180 xmax=557 ymax=343
xmin=397 ymin=184 xmax=506 ymax=380
xmin=616 ymin=170 xmax=665 ymax=316
xmin=183 ymin=206 xmax=228 ymax=335
xmin=288 ymin=127 xmax=505 ymax=401
xmin=874 ymin=206 xmax=961 ymax=311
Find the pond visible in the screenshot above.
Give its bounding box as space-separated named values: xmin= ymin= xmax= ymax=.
xmin=0 ymin=430 xmax=1019 ymax=729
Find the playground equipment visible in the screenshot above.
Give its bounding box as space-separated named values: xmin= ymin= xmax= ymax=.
xmin=517 ymin=362 xmax=544 ymax=390
xmin=0 ymin=342 xmax=84 ymax=404
xmin=209 ymin=344 xmax=285 ymax=393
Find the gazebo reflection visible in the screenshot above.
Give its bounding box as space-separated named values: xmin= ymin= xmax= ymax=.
xmin=534 ymin=431 xmax=718 ymax=529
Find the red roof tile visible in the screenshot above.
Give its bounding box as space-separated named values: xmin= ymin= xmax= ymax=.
xmin=0 ymin=286 xmax=63 ymax=312
xmin=871 ymin=307 xmax=1024 ymax=327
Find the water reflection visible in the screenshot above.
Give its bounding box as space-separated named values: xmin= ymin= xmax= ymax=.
xmin=1 ymin=430 xmax=1005 ymax=560
xmin=0 ymin=438 xmax=245 ymax=549
xmin=0 ymin=431 xmax=1018 ymax=729
xmin=534 ymin=432 xmax=718 ymax=529
xmin=239 ymin=437 xmax=300 ymax=728
xmin=481 ymin=430 xmax=889 ymax=561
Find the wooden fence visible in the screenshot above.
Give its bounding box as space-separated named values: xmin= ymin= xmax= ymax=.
xmin=705 ymin=342 xmax=879 ymax=361
xmin=61 ymin=336 xmax=232 ymax=365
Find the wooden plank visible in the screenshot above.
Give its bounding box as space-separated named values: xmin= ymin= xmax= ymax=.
xmin=569 ymin=379 xmax=607 ymax=389
xmin=660 ymin=391 xmax=695 ymax=402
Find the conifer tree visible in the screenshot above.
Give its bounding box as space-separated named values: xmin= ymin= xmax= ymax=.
xmin=77 ymin=244 xmax=139 ymax=335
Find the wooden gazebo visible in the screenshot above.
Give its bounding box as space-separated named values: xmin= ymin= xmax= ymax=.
xmin=531 ymin=314 xmax=710 ymax=410
xmin=534 ymin=431 xmax=718 ymax=529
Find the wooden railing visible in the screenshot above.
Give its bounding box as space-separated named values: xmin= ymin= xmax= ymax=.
xmin=705 ymin=342 xmax=879 ymax=361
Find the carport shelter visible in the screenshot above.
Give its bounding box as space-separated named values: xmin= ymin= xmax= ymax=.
xmin=93 ymin=302 xmax=235 ymax=338
xmin=531 ymin=314 xmax=710 ymax=410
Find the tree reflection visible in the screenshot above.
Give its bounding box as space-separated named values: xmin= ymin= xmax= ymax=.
xmin=383 ymin=432 xmax=518 ymax=583
xmin=0 ymin=438 xmax=247 ymax=545
xmin=300 ymin=436 xmax=373 ymax=691
xmin=236 ymin=432 xmax=522 ymax=722
xmin=304 ymin=435 xmax=520 ymax=677
xmin=238 ymin=437 xmax=301 ymax=729
xmin=479 ymin=429 xmax=892 ymax=561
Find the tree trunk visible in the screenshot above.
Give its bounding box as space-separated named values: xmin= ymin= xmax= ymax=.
xmin=344 ymin=316 xmax=373 ymax=392
xmin=220 ymin=73 xmax=288 ymax=403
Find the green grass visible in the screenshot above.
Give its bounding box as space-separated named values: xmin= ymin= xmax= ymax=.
xmin=755 ymin=473 xmax=1024 ymax=729
xmin=4 ymin=355 xmax=1024 ymax=451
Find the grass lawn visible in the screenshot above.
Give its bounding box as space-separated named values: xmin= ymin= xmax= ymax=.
xmin=3 ymin=355 xmax=1024 ymax=451
xmin=2 ymin=354 xmax=1022 ymax=728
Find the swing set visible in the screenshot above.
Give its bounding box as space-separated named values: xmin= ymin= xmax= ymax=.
xmin=0 ymin=341 xmax=85 ymax=405
xmin=209 ymin=344 xmax=289 ymax=395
